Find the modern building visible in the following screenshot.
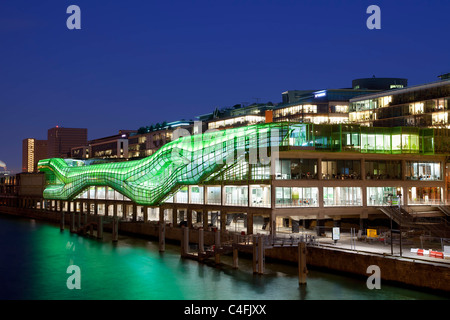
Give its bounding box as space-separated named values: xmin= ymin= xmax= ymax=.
xmin=128 ymin=121 xmax=195 ymax=159
xmin=352 ymin=77 xmax=408 ymax=90
xmin=47 ymin=126 xmax=88 ymax=159
xmin=22 ymin=138 xmax=48 ymax=173
xmin=71 ymin=130 xmax=134 ymax=160
xmin=37 ymin=122 xmax=450 ymax=236
xmin=349 ymin=78 xmax=450 ymax=128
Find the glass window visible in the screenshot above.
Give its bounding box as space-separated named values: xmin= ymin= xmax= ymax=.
xmin=408 ymin=187 xmax=442 ymax=205
xmin=365 ymin=160 xmax=401 ymax=180
xmin=250 ymin=185 xmax=271 ymax=207
xmin=206 ymin=186 xmax=221 ymax=205
xmin=189 ymin=186 xmax=204 ymax=204
xmin=275 ymin=187 xmax=318 ymax=208
xmin=276 ymin=159 xmax=318 ymax=180
xmin=321 ymin=160 xmax=360 ymax=180
xmin=367 ymin=187 xmax=402 ymax=206
xmin=224 ymin=186 xmax=248 ymax=206
xmin=323 ymin=187 xmax=362 ymax=206
xmin=405 ymin=161 xmax=441 ymax=180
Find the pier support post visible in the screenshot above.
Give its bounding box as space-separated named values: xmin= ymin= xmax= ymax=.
xmin=83 ymin=213 xmax=88 ymax=235
xmin=70 ymin=212 xmax=75 ymax=233
xmin=77 ymin=212 xmax=81 ymax=231
xmin=233 ymin=243 xmax=238 ymax=269
xmin=159 ymin=222 xmax=165 ymax=252
xmin=198 ymin=228 xmax=204 ymax=254
xmin=112 ymin=217 xmax=119 ymax=242
xmin=60 ymin=212 xmax=65 ymax=231
xmin=298 ymin=242 xmax=307 ymax=285
xmin=97 ymin=216 xmax=103 ymax=239
xmin=252 ymin=235 xmax=258 ymax=274
xmin=214 ymin=229 xmax=221 ymax=264
xmin=181 ymin=226 xmax=189 ymax=257
xmin=258 ymin=235 xmax=264 ymax=275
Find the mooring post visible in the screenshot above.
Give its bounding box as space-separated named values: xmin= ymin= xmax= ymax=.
xmin=159 ymin=222 xmax=165 ymax=252
xmin=298 ymin=242 xmax=307 ymax=285
xmin=70 ymin=212 xmax=75 ymax=233
xmin=258 ymin=235 xmax=264 ymax=275
xmin=83 ymin=213 xmax=88 ymax=235
xmin=214 ymin=228 xmax=221 ymax=264
xmin=198 ymin=228 xmax=204 ymax=253
xmin=232 ymin=233 xmax=239 ymax=269
xmin=112 ymin=217 xmax=119 ymax=242
xmin=252 ymin=235 xmax=258 ymax=274
xmin=77 ymin=212 xmax=81 ymax=231
xmin=233 ymin=246 xmax=238 ymax=269
xmin=97 ymin=215 xmax=103 ymax=239
xmin=60 ymin=212 xmax=65 ymax=231
xmin=181 ymin=226 xmax=189 ymax=257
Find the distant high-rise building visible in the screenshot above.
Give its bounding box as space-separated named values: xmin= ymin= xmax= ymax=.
xmin=47 ymin=126 xmax=87 ymax=159
xmin=22 ymin=138 xmax=48 ymax=173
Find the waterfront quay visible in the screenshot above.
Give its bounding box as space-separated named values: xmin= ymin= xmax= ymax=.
xmin=0 ymin=204 xmax=449 ymax=294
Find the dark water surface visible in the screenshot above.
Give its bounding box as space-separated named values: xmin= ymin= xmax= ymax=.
xmin=0 ymin=214 xmax=447 ymax=300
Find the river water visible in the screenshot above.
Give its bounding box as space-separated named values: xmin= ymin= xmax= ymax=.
xmin=0 ymin=214 xmax=447 ymax=300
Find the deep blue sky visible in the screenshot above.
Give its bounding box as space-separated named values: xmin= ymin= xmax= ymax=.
xmin=1 ymin=0 xmax=449 ymax=173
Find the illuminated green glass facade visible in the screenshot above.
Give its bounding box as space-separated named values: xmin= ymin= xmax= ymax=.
xmin=38 ymin=122 xmax=449 ymax=206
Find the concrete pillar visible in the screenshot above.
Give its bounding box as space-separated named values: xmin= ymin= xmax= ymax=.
xmin=220 ymin=210 xmax=226 ymax=231
xmin=203 ymin=211 xmax=208 ymax=230
xmin=187 ymin=209 xmax=192 ymax=228
xmin=143 ymin=206 xmax=149 ymax=222
xmin=173 ymin=208 xmax=178 ymax=226
xmin=132 ymin=204 xmax=137 ymax=222
xmin=247 ymin=212 xmax=253 ymax=235
xmin=181 ymin=226 xmax=189 ymax=256
xmin=298 ymin=242 xmax=307 ymax=285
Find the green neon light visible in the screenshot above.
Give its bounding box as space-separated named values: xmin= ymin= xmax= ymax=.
xmin=38 ymin=123 xmax=289 ymax=206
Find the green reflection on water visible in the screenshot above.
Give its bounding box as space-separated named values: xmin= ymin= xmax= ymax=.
xmin=0 ymin=214 xmax=447 ymax=300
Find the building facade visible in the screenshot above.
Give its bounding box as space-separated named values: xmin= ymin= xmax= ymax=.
xmin=47 ymin=126 xmax=88 ymax=159
xmin=37 ymin=122 xmax=450 ymax=235
xmin=22 ymin=138 xmax=48 ymax=173
xmin=349 ymin=79 xmax=450 ymax=128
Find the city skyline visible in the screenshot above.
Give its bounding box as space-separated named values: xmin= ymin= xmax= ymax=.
xmin=1 ymin=0 xmax=449 ymax=173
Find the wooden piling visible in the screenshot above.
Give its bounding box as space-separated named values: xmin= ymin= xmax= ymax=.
xmin=258 ymin=235 xmax=264 ymax=275
xmin=97 ymin=216 xmax=103 ymax=239
xmin=298 ymin=242 xmax=307 ymax=285
xmin=214 ymin=229 xmax=220 ymax=264
xmin=252 ymin=236 xmax=258 ymax=274
xmin=112 ymin=217 xmax=119 ymax=242
xmin=70 ymin=212 xmax=75 ymax=233
xmin=198 ymin=228 xmax=204 ymax=253
xmin=159 ymin=222 xmax=165 ymax=252
xmin=233 ymin=247 xmax=238 ymax=269
xmin=60 ymin=212 xmax=65 ymax=231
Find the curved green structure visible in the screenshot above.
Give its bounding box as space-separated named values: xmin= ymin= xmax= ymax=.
xmin=38 ymin=123 xmax=289 ymax=206
xmin=38 ymin=122 xmax=444 ymax=206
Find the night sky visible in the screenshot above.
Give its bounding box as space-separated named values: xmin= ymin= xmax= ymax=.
xmin=1 ymin=0 xmax=449 ymax=173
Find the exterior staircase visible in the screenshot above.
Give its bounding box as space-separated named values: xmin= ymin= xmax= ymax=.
xmin=378 ymin=206 xmax=449 ymax=238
